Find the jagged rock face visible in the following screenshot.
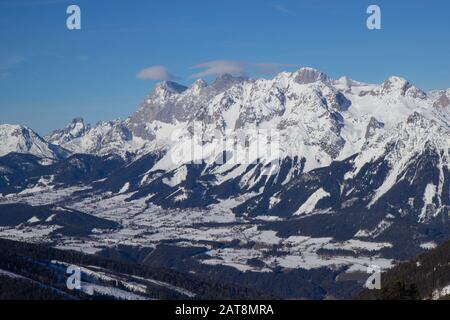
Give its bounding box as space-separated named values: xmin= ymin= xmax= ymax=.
xmin=433 ymin=91 xmax=450 ymax=108
xmin=128 ymin=75 xmax=250 ymax=139
xmin=379 ymin=76 xmax=426 ymax=99
xmin=358 ymin=77 xmax=424 ymax=100
xmin=293 ymin=67 xmax=330 ymax=84
xmin=46 ymin=118 xmax=91 ymax=145
xmin=365 ymin=117 xmax=385 ymax=139
xmin=47 ymin=118 xmax=147 ymax=158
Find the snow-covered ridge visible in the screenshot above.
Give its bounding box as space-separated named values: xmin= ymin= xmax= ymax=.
xmin=47 ymin=119 xmax=149 ymax=158
xmin=46 ymin=118 xmax=91 ymax=145
xmin=0 ymin=124 xmax=69 ymax=160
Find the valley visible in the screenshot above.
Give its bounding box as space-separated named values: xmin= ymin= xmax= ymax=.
xmin=0 ymin=67 xmax=449 ymax=299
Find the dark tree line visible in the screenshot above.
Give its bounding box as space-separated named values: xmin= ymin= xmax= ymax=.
xmin=358 ymin=239 xmax=450 ymax=300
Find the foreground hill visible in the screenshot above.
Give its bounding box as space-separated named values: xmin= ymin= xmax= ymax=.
xmin=0 ymin=238 xmax=269 ymax=300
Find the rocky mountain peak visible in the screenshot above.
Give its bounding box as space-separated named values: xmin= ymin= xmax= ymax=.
xmin=334 ymin=76 xmax=365 ymax=90
xmin=150 ymin=81 xmax=188 ymax=100
xmin=406 ymin=111 xmax=430 ymax=126
xmin=365 ymin=117 xmax=385 ymax=139
xmin=433 ymin=91 xmax=450 ymax=108
xmin=293 ymin=67 xmax=330 ymax=84
xmin=46 ymin=117 xmax=91 ymax=146
xmin=192 ymin=78 xmax=208 ymax=88
xmin=210 ymin=74 xmax=248 ymax=91
xmin=381 ymin=76 xmax=426 ymax=98
xmin=68 ymin=117 xmax=89 ymax=134
xmin=0 ymin=124 xmax=69 ymax=160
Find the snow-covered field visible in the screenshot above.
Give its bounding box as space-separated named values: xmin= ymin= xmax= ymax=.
xmin=0 ymin=186 xmax=395 ymax=274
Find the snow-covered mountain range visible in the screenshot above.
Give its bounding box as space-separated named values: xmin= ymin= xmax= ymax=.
xmin=1 ymin=67 xmax=449 ymax=299
xmin=34 ymin=67 xmax=450 ymax=216
xmin=44 ymin=68 xmax=450 ymax=168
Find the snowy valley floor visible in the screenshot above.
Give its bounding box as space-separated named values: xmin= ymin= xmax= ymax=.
xmin=0 ymin=185 xmax=399 ymax=299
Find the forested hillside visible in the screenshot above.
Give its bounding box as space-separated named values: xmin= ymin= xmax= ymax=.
xmin=0 ymin=239 xmax=269 ymax=300
xmin=358 ymin=240 xmax=450 ymax=300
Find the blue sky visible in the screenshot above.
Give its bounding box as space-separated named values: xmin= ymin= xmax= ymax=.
xmin=1 ymin=0 xmax=449 ymax=134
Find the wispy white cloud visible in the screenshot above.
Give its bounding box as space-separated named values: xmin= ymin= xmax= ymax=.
xmin=0 ymin=55 xmax=26 ymax=78
xmin=0 ymin=55 xmax=26 ymax=70
xmin=137 ymin=65 xmax=175 ymax=81
xmin=273 ymin=3 xmax=294 ymax=15
xmin=189 ymin=60 xmax=295 ymax=78
xmin=190 ymin=60 xmax=246 ymax=78
xmin=254 ymin=62 xmax=296 ymax=75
